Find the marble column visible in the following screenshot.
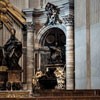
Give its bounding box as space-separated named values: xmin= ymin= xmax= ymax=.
xmin=64 ymin=0 xmax=75 ymax=90
xmin=26 ymin=22 xmax=34 ymax=91
xmin=23 ymin=9 xmax=34 ymax=91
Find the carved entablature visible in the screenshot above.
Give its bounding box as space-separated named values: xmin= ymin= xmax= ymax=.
xmin=45 ymin=2 xmax=62 ymax=26
xmin=63 ymin=14 xmax=74 ymax=26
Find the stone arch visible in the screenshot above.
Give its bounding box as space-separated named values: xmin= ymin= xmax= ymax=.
xmin=36 ymin=24 xmax=66 ymax=47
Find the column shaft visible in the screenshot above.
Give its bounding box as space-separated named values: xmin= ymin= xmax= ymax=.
xmin=66 ymin=26 xmax=74 ymax=89
xmin=65 ymin=0 xmax=74 ymax=90
xmin=27 ymin=28 xmax=34 ymax=91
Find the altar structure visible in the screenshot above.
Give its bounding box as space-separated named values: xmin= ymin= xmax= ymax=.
xmin=0 ymin=0 xmax=75 ymax=93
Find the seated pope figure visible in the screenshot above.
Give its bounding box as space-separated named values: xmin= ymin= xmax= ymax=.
xmin=4 ymin=28 xmax=22 ymax=70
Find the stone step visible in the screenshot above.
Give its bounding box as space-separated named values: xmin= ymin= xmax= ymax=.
xmin=0 ymin=96 xmax=100 ymax=100
xmin=34 ymin=89 xmax=100 ymax=96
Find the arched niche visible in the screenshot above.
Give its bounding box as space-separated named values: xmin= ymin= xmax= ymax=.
xmin=34 ymin=25 xmax=67 ymax=89
xmin=34 ymin=24 xmax=66 ymax=72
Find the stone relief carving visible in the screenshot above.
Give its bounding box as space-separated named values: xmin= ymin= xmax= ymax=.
xmin=45 ymin=2 xmax=62 ymax=25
